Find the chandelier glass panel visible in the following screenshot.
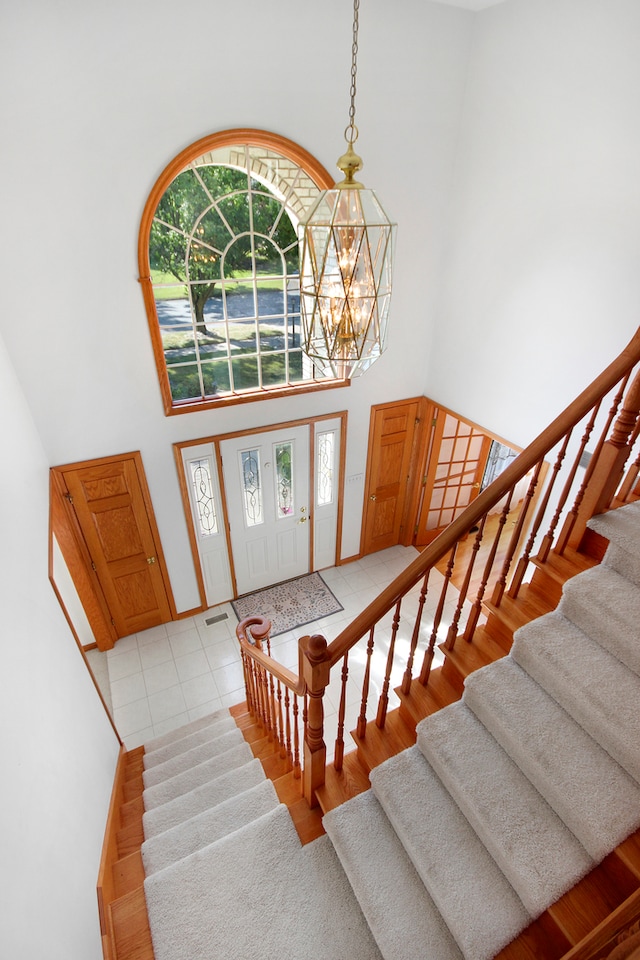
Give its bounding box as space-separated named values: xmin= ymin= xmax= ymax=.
xmin=299 ymin=0 xmax=396 ymax=380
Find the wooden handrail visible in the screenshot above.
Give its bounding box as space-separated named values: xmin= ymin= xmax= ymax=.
xmin=326 ymin=326 xmax=640 ymax=665
xmin=237 ymin=325 xmax=640 ymax=803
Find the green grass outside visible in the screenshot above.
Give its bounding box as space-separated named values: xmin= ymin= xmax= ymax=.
xmin=151 ymin=269 xmax=292 ymax=300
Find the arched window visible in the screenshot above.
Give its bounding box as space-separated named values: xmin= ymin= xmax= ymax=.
xmin=138 ymin=129 xmax=345 ymax=415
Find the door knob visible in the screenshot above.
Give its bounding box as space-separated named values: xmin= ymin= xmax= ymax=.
xmin=147 ymin=556 xmax=156 ymax=565
xmin=298 ymin=516 xmax=307 ymax=524
xmin=369 ymin=494 xmax=377 ymax=501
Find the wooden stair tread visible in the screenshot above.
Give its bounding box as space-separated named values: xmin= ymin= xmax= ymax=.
xmin=483 ymin=586 xmax=556 ymax=643
xmin=560 ymin=886 xmax=640 ymax=960
xmin=548 ymin=853 xmax=640 ymax=945
xmin=109 ymin=887 xmax=154 ymax=960
xmin=396 ymin=667 xmax=461 ymax=730
xmin=315 ymin=752 xmax=371 ymax=816
xmin=352 ymin=709 xmax=416 ymax=775
xmin=113 ymin=851 xmax=145 ymax=899
xmin=437 ymin=626 xmax=508 ymax=686
xmin=494 ymin=911 xmax=571 ymax=960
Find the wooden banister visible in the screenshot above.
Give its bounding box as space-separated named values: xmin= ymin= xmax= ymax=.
xmin=327 ymin=327 xmax=640 ymax=665
xmin=236 ymin=326 xmax=640 ymax=804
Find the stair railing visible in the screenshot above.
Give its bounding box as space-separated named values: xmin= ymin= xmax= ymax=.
xmin=237 ymin=327 xmax=640 ymax=806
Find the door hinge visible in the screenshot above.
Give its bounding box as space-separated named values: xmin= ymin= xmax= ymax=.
xmin=432 ymin=418 xmax=437 ymax=428
xmin=111 ymin=618 xmax=116 ymax=627
xmin=91 ymin=561 xmax=97 ymax=571
xmin=414 ymin=524 xmax=419 ymax=535
xmin=422 ymin=475 xmax=428 ymax=486
xmin=65 ymin=493 xmax=74 ymax=504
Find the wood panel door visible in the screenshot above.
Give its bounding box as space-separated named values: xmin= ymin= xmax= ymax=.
xmin=58 ymin=454 xmax=174 ymax=638
xmin=415 ymin=408 xmax=493 ymax=547
xmin=361 ymin=400 xmax=423 ymax=556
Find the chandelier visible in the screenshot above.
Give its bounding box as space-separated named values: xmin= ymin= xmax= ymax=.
xmin=299 ymin=0 xmax=396 ymax=380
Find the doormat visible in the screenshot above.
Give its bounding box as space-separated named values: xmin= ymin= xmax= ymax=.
xmin=231 ymin=572 xmax=343 ymax=638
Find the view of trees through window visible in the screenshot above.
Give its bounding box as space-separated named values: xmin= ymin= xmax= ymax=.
xmin=147 ymin=141 xmax=327 ymax=405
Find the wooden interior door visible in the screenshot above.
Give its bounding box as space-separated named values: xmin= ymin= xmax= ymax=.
xmin=57 ymin=454 xmax=174 ymax=638
xmin=361 ymin=399 xmax=424 ymax=556
xmin=416 ymin=408 xmax=493 ymax=547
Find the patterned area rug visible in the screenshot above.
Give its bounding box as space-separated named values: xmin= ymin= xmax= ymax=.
xmin=232 ymin=572 xmax=343 ymax=638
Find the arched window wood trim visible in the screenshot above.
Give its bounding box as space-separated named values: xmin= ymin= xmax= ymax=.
xmin=138 ymin=128 xmax=344 ymax=416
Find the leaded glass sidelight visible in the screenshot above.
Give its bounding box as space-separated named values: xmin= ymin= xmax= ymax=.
xmin=189 ymin=458 xmax=218 ymax=536
xmin=240 ymin=449 xmax=263 ymax=526
xmin=275 ymin=442 xmax=294 ymax=517
xmin=316 ymin=430 xmax=335 ymax=506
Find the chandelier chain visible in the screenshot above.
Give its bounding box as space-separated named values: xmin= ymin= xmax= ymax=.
xmin=347 ymin=0 xmax=360 ymax=144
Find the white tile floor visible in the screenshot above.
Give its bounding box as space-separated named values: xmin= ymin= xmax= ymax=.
xmin=100 ymin=546 xmax=463 ymax=753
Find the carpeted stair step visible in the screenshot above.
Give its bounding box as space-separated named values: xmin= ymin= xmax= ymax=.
xmin=323 ymin=789 xmax=463 ymax=960
xmin=143 ymin=756 xmax=266 ymax=839
xmin=142 ymin=778 xmax=280 ymax=875
xmin=144 ymin=804 xmax=382 ymax=960
xmin=143 ymin=741 xmax=254 ymax=811
xmin=589 ymin=501 xmax=640 ymax=585
xmin=143 ymin=714 xmax=237 ymax=769
xmin=462 ymin=656 xmax=640 ymax=859
xmin=370 ymin=745 xmax=531 ymax=960
xmin=416 ymin=702 xmax=593 ymax=916
xmin=558 ymin=565 xmax=640 ymax=675
xmin=143 ymin=707 xmax=231 ymax=753
xmin=512 ymin=610 xmax=640 ymax=782
xmin=142 ymin=728 xmax=245 ymax=788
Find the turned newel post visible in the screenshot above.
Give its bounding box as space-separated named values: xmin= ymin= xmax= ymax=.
xmin=300 ymin=633 xmax=330 ymax=808
xmin=566 ymin=369 xmax=640 ymax=550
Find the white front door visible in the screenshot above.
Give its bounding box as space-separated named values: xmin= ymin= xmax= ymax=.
xmin=221 ymin=425 xmax=311 ymax=595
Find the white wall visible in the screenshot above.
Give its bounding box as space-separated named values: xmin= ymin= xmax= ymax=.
xmin=430 ymin=0 xmax=640 ymax=446
xmin=0 ymin=331 xmax=120 ymax=959
xmin=0 ymin=0 xmax=473 ymax=611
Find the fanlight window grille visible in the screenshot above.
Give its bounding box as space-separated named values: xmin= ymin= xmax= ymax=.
xmin=145 ymin=137 xmax=336 ymax=409
xmin=189 ymin=458 xmax=218 ymax=537
xmin=241 ymin=449 xmax=263 ymax=527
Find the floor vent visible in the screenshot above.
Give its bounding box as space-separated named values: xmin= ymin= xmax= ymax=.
xmin=204 ymin=612 xmax=229 ymax=626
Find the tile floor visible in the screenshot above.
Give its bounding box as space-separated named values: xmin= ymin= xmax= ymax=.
xmin=96 ymin=546 xmax=464 ymax=754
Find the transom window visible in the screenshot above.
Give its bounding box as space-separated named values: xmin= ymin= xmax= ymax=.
xmin=138 ymin=130 xmax=345 ymax=415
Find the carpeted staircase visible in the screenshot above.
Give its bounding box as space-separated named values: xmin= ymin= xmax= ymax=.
xmin=138 ymin=502 xmax=640 ymax=960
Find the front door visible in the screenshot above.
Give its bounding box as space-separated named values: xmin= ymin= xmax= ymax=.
xmin=221 ymin=425 xmax=311 ymax=595
xmin=57 ymin=454 xmax=174 ymax=637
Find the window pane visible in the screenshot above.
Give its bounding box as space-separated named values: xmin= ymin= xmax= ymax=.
xmin=254 ymin=237 xmax=282 ymax=276
xmin=168 ymin=363 xmax=203 ymax=402
xmin=201 ymin=359 xmax=230 ymax=396
xmin=224 ymin=280 xmax=255 ymax=322
xmin=189 ymin=459 xmax=218 ymax=536
xmin=218 ymin=194 xmax=251 ymax=236
xmin=241 ymin=450 xmax=263 ymax=526
xmin=317 ymin=431 xmax=335 ymax=506
xmin=231 ymin=354 xmax=259 ymax=391
xmin=257 ymin=280 xmax=284 ymax=319
xmin=261 ymin=353 xmax=289 ymax=387
xmin=197 ymin=164 xmax=248 ymax=199
xmin=275 ymin=442 xmax=294 ymax=517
